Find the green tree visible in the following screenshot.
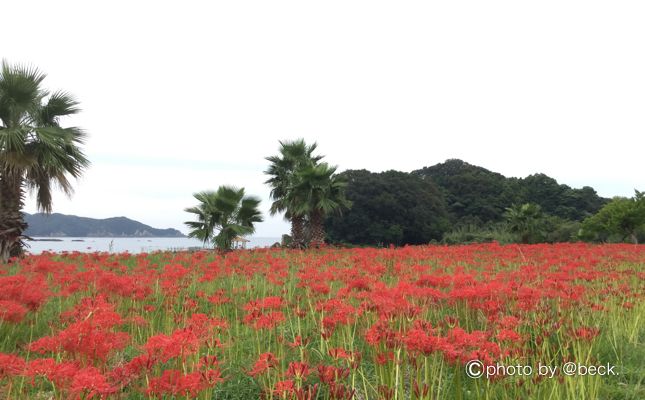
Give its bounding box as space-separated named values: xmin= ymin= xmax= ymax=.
xmin=184 ymin=186 xmax=263 ymax=252
xmin=0 ymin=61 xmax=89 ymax=262
xmin=504 ymin=203 xmax=545 ymax=244
xmin=580 ymin=190 xmax=645 ymax=244
xmin=413 ymin=159 xmax=520 ymax=225
xmin=413 ymin=160 xmax=607 ymax=226
xmin=326 ymin=170 xmax=450 ymax=246
xmin=291 ymin=162 xmax=351 ymax=247
xmin=264 ymin=139 xmax=322 ymax=248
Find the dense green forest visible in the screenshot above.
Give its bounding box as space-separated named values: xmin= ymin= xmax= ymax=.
xmin=325 ymin=170 xmax=450 ymax=245
xmin=325 ymin=159 xmax=639 ymax=246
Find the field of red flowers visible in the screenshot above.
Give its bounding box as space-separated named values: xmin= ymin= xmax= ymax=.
xmin=0 ymin=243 xmax=643 ymax=399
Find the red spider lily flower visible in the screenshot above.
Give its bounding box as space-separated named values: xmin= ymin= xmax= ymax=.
xmin=404 ymin=328 xmax=445 ymax=356
xmin=248 ymin=352 xmax=278 ymax=376
xmin=142 ymin=328 xmax=200 ymax=363
xmin=273 ymin=379 xmax=295 ymax=397
xmin=317 ymin=365 xmax=349 ymax=385
xmin=129 ymin=315 xmax=148 ymax=327
xmin=286 ymin=361 xmax=310 ymax=379
xmin=365 ymin=320 xmax=401 ymax=348
xmin=0 ymin=275 xmax=51 ymax=310
xmin=288 ymin=335 xmax=309 ymax=348
xmin=375 ymin=351 xmax=395 ymax=365
xmin=496 ymin=329 xmax=522 ymax=343
xmin=0 ymin=300 xmax=28 ymax=323
xmin=0 ymin=353 xmax=25 ymax=378
xmin=24 ymin=358 xmax=80 ymax=389
xmin=498 ymin=315 xmax=521 ymax=329
xmin=28 ymin=300 xmax=130 ymax=364
xmin=244 ymin=310 xmax=285 ymax=330
xmin=328 ymin=347 xmax=350 ymax=360
xmin=186 ymin=313 xmax=228 ymax=338
xmin=244 ymin=296 xmax=284 ymax=312
xmin=207 ymin=289 xmax=231 ymax=305
xmin=198 ymin=355 xmax=220 ymax=370
xmin=200 ymin=368 xmax=224 ymax=386
xmin=146 ymin=369 xmax=209 ymax=398
xmin=573 ymin=326 xmax=600 ymax=341
xmin=70 ymin=366 xmax=116 ymax=399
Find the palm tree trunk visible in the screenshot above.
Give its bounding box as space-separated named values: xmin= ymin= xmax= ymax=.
xmin=309 ymin=211 xmax=325 ymax=248
xmin=0 ymin=171 xmax=27 ymax=263
xmin=290 ymin=215 xmax=305 ymax=249
xmin=629 ymin=233 xmax=638 ymax=244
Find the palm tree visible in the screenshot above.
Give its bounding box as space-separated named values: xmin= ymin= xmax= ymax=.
xmin=0 ymin=61 xmax=89 ymax=262
xmin=264 ymin=139 xmax=322 ymax=248
xmin=184 ymin=186 xmax=263 ymax=252
xmin=292 ymin=162 xmax=351 ymax=247
xmin=504 ymin=203 xmax=544 ymax=244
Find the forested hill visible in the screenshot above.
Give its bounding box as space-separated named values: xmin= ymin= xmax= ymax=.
xmin=326 ymin=159 xmax=608 ymax=245
xmin=24 ymin=213 xmax=185 ymax=237
xmin=413 ymin=159 xmax=607 ymax=224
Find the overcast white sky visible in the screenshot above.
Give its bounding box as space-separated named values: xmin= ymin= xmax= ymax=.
xmin=3 ymin=1 xmax=644 ymax=236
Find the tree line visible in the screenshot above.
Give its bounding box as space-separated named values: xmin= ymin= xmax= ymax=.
xmin=326 ymin=160 xmax=645 ymax=245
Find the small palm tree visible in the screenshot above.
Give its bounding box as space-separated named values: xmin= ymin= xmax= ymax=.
xmin=264 ymin=139 xmax=322 ymax=248
xmin=504 ymin=203 xmax=544 ymax=244
xmin=0 ymin=61 xmax=89 ymax=262
xmin=292 ymin=163 xmax=351 ymax=247
xmin=184 ymin=186 xmax=263 ymax=252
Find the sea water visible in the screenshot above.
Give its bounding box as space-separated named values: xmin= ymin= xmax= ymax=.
xmin=25 ymin=237 xmax=281 ymax=254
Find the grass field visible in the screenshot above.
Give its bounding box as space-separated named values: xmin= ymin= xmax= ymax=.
xmin=1 ymin=243 xmax=643 ymax=399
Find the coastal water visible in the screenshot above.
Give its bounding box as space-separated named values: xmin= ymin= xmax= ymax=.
xmin=26 ymin=237 xmax=282 ymax=255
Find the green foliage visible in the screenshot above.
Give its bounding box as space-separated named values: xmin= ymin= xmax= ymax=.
xmin=280 ymin=234 xmax=292 ymax=247
xmin=504 ymin=203 xmax=546 ymax=244
xmin=184 ymin=186 xmax=263 ymax=251
xmin=413 ymin=160 xmax=607 ymax=226
xmin=326 ymin=170 xmax=450 ymax=246
xmin=441 ymin=223 xmax=517 ymax=244
xmin=518 ymin=174 xmax=607 ymax=221
xmin=580 ymin=190 xmax=645 ymax=243
xmin=0 ymin=61 xmax=89 ymax=210
xmin=291 ymin=162 xmax=351 ymax=246
xmin=413 ymin=159 xmax=518 ymax=224
xmin=543 ymin=216 xmax=582 ymax=243
xmin=264 ymin=139 xmax=322 ymax=218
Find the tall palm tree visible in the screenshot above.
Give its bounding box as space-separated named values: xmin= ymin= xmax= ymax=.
xmin=184 ymin=186 xmax=263 ymax=252
xmin=264 ymin=139 xmax=322 ymax=248
xmin=0 ymin=61 xmax=89 ymax=262
xmin=292 ymin=162 xmax=351 ymax=247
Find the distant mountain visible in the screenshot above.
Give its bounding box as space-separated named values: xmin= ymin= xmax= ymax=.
xmin=23 ymin=213 xmax=185 ymax=237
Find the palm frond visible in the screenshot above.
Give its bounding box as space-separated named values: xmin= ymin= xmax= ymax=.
xmin=185 ymin=185 xmax=263 ymax=251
